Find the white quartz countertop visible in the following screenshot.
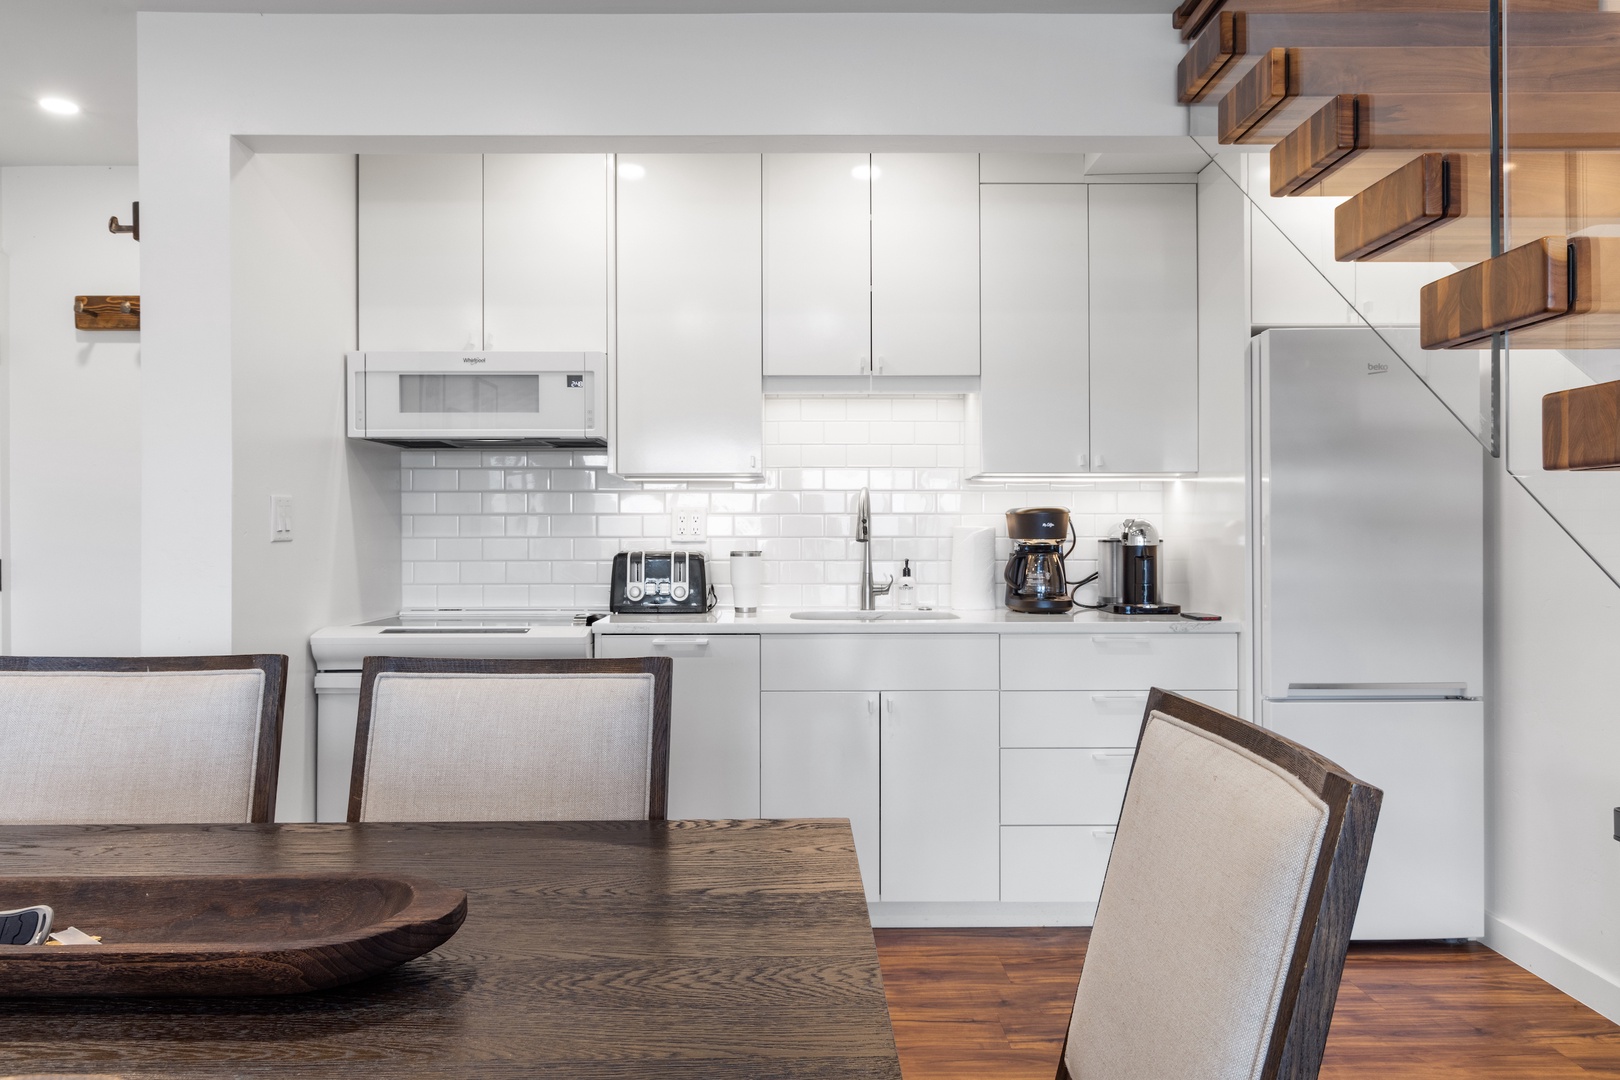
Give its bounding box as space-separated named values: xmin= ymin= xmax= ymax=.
xmin=593 ymin=609 xmax=1240 ymax=635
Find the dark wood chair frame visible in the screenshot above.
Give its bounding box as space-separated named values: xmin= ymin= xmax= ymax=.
xmin=1056 ymin=688 xmax=1383 ymax=1080
xmin=349 ymin=656 xmax=675 ymax=824
xmin=0 ymin=654 xmax=290 ymax=823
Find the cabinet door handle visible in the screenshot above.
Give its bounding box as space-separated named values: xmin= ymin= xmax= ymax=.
xmin=867 ymin=696 xmax=876 ymax=716
xmin=1091 ymin=750 xmax=1135 ymax=761
xmin=650 ymin=637 xmax=709 ymax=648
xmin=1091 ymin=827 xmax=1118 ymax=838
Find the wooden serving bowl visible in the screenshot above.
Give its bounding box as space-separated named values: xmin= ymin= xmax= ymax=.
xmin=0 ymin=874 xmax=467 ymax=997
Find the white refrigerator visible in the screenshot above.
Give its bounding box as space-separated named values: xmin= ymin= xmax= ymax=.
xmin=1250 ymin=328 xmax=1484 ymax=940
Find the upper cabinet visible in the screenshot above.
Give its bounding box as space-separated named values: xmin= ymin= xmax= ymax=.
xmin=764 ymin=153 xmax=980 ymax=379
xmin=358 ymin=154 xmax=610 ymax=353
xmin=871 ymin=154 xmax=981 ymax=377
xmin=1088 ymin=184 xmax=1198 ymax=474
xmin=978 ymin=184 xmax=1091 ymax=475
xmin=975 ymin=182 xmax=1198 ymax=476
xmin=764 ymin=154 xmax=872 ymax=377
xmin=615 ymin=154 xmax=765 ymax=479
xmin=359 ymin=155 xmax=484 ymax=352
xmin=483 ymin=155 xmax=610 ymax=352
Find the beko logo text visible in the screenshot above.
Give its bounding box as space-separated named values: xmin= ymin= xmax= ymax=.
xmin=1367 ymin=363 xmax=1389 ymax=374
xmin=462 ymin=357 xmax=487 ymax=364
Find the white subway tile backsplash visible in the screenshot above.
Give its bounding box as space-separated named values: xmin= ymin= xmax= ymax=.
xmin=399 ymin=396 xmax=1171 ymax=612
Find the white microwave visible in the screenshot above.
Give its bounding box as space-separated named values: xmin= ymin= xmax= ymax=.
xmin=347 ymin=351 xmax=606 ymax=448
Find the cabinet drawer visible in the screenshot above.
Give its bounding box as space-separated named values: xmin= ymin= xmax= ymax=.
xmin=761 ymin=634 xmax=998 ymax=692
xmin=1001 ymin=689 xmax=1239 ymax=748
xmin=1001 ymin=825 xmax=1115 ymax=904
xmin=1001 ymin=634 xmax=1236 ymax=691
xmin=1001 ymin=748 xmax=1135 ymax=825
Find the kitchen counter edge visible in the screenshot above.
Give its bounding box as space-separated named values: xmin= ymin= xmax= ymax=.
xmin=593 ymin=610 xmax=1241 ymax=635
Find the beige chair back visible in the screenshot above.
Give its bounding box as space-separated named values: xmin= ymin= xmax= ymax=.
xmin=0 ymin=655 xmax=288 ymax=825
xmin=1059 ymin=690 xmax=1381 ymax=1080
xmin=349 ymin=657 xmax=673 ymax=823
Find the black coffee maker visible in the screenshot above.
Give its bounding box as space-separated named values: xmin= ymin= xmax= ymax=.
xmin=1004 ymin=507 xmax=1075 ymax=614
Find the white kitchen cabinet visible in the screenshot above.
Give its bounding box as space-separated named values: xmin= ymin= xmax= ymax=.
xmin=761 ymin=691 xmax=881 ymax=899
xmin=482 ymin=154 xmax=610 ymax=352
xmin=880 ymin=690 xmax=1000 ymax=901
xmin=1000 ymin=633 xmax=1238 ymax=692
xmin=615 ymin=154 xmax=764 ymax=477
xmin=978 ymin=184 xmax=1090 ymax=474
xmin=595 ymin=634 xmax=761 ymax=819
xmin=871 ymin=153 xmax=980 ymax=376
xmin=1088 ymin=183 xmax=1199 ymax=473
xmin=764 ymin=154 xmax=872 ymax=377
xmin=1002 ymin=747 xmax=1136 ymax=825
xmin=1002 ymin=825 xmax=1115 ymax=904
xmin=761 ymin=633 xmax=998 ymax=692
xmin=359 ymin=154 xmax=484 ymax=351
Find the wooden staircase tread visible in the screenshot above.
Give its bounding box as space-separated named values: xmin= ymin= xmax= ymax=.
xmin=1421 ymin=236 xmax=1620 ymax=349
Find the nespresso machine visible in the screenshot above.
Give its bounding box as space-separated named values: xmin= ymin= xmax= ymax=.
xmin=1096 ymin=519 xmax=1181 ymax=615
xmin=1004 ymin=507 xmax=1075 ymax=614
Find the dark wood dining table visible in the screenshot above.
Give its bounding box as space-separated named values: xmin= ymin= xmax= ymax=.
xmin=0 ymin=819 xmax=902 ymax=1079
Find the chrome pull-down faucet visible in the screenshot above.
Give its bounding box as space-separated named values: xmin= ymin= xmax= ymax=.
xmin=857 ymin=487 xmax=893 ymax=611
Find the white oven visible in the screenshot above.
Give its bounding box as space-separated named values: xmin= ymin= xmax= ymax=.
xmin=346 ymin=351 xmax=606 ymax=447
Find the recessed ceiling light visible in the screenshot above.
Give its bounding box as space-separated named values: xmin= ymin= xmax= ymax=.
xmin=38 ymin=97 xmax=81 ymax=116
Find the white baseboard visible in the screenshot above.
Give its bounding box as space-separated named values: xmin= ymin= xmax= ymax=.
xmin=869 ymin=901 xmax=1096 ymax=928
xmin=1486 ymin=912 xmax=1620 ymax=1024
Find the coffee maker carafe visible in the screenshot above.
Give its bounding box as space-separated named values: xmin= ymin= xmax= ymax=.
xmin=1003 ymin=507 xmax=1075 ymax=614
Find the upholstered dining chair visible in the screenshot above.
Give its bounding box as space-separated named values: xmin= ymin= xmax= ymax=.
xmin=0 ymin=654 xmax=289 ymax=825
xmin=1056 ymin=689 xmax=1382 ymax=1080
xmin=348 ymin=656 xmax=674 ymax=822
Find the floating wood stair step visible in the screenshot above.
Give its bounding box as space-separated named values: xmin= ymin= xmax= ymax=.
xmin=1173 ymin=0 xmax=1593 ymax=45
xmin=1180 ymin=11 xmax=1487 ymax=104
xmin=1420 ymin=235 xmax=1620 ymax=349
xmin=1335 ymin=153 xmax=1471 ymax=261
xmin=1544 ymin=381 xmax=1620 ymax=470
xmin=1270 ymin=95 xmax=1368 ymax=194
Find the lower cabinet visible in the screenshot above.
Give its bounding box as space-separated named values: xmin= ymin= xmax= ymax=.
xmin=1002 ymin=825 xmax=1115 ymax=904
xmin=760 ymin=687 xmax=999 ymax=904
xmin=595 ymin=634 xmax=761 ymax=819
xmin=879 ymin=690 xmax=1000 ymax=902
xmin=761 ymin=692 xmax=881 ymax=899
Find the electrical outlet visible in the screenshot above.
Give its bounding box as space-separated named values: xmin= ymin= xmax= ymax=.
xmin=673 ymin=510 xmax=707 ymax=543
xmin=270 ymin=495 xmax=294 ymax=543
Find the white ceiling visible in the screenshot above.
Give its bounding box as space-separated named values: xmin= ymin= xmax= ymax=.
xmin=0 ymin=0 xmax=1184 ymax=167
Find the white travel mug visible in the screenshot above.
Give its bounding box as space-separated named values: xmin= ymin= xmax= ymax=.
xmin=730 ymin=550 xmax=763 ymax=614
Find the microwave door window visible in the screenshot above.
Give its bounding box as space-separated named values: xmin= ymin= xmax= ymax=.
xmin=399 ymin=373 xmax=540 ymax=414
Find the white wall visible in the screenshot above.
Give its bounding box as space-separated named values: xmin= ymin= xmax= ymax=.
xmin=136 ymin=10 xmax=1188 ymax=652
xmin=0 ymin=166 xmax=141 ymax=654
xmin=1484 ymin=453 xmax=1620 ymax=1022
xmin=231 ymin=149 xmax=399 ymax=821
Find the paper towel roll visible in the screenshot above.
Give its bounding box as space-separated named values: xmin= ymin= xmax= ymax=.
xmin=951 ymin=526 xmax=997 ymax=611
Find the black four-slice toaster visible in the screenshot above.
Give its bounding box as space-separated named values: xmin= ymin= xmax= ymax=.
xmin=610 ymin=551 xmax=714 ymax=614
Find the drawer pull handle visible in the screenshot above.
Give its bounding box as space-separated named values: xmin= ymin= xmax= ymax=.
xmin=1091 ymin=751 xmax=1135 ymax=761
xmin=650 ymin=637 xmax=710 ymax=648
xmin=1093 ymin=636 xmax=1151 ymax=651
xmin=1092 ymin=827 xmax=1118 ymax=838
xmin=1090 ymin=693 xmax=1147 ymax=705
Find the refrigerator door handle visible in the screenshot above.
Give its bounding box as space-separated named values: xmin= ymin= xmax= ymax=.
xmin=1285 ymin=682 xmax=1469 ymax=701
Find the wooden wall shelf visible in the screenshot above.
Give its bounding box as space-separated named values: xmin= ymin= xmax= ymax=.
xmin=1544 ymin=380 xmax=1620 ymax=470
xmin=74 ymin=295 xmax=140 ymax=331
xmin=1335 ymin=153 xmax=1464 ymax=260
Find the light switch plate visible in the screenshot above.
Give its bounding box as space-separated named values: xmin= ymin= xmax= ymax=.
xmin=673 ymin=510 xmax=706 ymax=543
xmin=270 ymin=495 xmax=294 ymax=543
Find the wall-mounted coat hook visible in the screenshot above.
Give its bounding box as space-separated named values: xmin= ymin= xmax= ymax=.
xmin=109 ymin=201 xmax=138 ymax=241
xmin=74 ymin=295 xmax=140 ymax=331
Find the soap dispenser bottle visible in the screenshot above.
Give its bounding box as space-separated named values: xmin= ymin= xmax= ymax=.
xmin=897 ymin=559 xmax=916 ymax=609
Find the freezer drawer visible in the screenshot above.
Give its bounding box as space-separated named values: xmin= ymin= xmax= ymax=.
xmin=1265 ymin=698 xmax=1484 ymax=940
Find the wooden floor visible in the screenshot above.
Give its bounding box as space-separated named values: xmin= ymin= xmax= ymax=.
xmin=874 ymin=928 xmax=1620 ymax=1079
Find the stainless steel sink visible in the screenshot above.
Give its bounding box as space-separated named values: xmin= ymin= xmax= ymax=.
xmin=789 ymin=610 xmax=960 ymax=622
